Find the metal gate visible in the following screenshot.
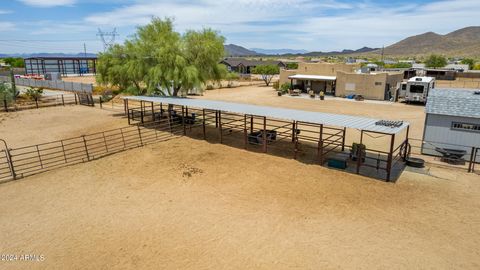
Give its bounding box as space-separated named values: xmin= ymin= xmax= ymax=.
xmin=77 ymin=92 xmax=94 ymax=107
xmin=0 ymin=140 xmax=15 ymax=181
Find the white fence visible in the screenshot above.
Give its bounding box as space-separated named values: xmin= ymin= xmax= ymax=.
xmin=0 ymin=76 xmax=93 ymax=93
xmin=15 ymin=78 xmax=93 ymax=93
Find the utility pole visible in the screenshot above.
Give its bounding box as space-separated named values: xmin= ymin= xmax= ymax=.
xmin=97 ymin=28 xmax=118 ymax=52
xmin=83 ymin=43 xmax=87 ymax=58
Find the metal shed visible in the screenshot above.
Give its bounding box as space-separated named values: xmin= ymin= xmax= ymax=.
xmin=123 ymin=96 xmax=410 ymax=182
xmin=423 ymin=89 xmax=480 ymax=159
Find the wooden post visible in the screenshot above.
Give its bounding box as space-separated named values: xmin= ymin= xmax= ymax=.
xmin=468 ymin=146 xmax=476 ymax=173
xmin=219 ymin=110 xmax=223 ymax=143
xmin=356 ymin=130 xmax=364 ymax=174
xmin=35 ymin=98 xmax=39 ymax=109
xmin=125 ymin=99 xmax=129 ymax=116
xmin=244 ymin=115 xmax=248 ymax=149
xmin=3 ymin=99 xmax=7 ymax=112
xmin=263 ymin=116 xmax=267 ymax=153
xmin=182 ymin=106 xmax=186 ymax=135
xmin=151 ymin=102 xmax=155 ymax=122
xmin=202 ymin=109 xmax=206 ymax=140
xmin=318 ymin=124 xmax=324 ymax=164
xmin=215 ymin=111 xmax=219 ymax=128
xmin=160 ymin=103 xmax=163 ymax=118
xmin=99 ymin=96 xmax=103 ymax=109
xmin=61 ymin=95 xmax=65 ymax=106
xmin=140 ymin=104 xmax=144 ymax=124
xmin=123 ymin=99 xmax=127 ymax=115
xmin=403 ymin=125 xmax=410 ymax=161
xmin=250 ymin=115 xmax=254 ymax=133
xmin=386 ymin=134 xmax=396 ymax=182
xmin=341 ymin=127 xmax=346 ymax=151
xmin=168 ymin=108 xmax=172 ymax=133
xmin=74 ymin=93 xmax=78 ymax=105
xmin=291 ymin=121 xmax=296 ymax=142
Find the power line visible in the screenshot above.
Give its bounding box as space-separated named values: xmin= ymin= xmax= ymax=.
xmin=97 ymin=28 xmax=118 ymax=52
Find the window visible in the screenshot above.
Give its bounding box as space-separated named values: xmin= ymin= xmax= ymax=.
xmin=409 ymin=85 xmax=424 ymax=93
xmin=451 ymin=122 xmax=480 ymax=132
xmin=401 ymin=84 xmax=407 ymax=90
xmin=375 ymin=82 xmax=382 ymax=86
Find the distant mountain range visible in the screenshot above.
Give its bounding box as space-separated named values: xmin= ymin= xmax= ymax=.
xmin=250 ymin=48 xmax=309 ymax=55
xmin=0 ymin=53 xmax=97 ymax=58
xmin=225 ymin=26 xmax=480 ymax=57
xmin=379 ymin=26 xmax=480 ymax=57
xmin=224 ymin=44 xmax=378 ymax=57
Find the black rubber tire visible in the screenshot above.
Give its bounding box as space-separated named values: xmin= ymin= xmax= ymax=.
xmin=406 ymin=157 xmax=425 ymax=168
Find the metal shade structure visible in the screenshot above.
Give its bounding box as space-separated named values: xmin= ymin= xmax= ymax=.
xmin=124 ymin=96 xmax=408 ymax=135
xmin=123 ymin=96 xmax=410 ymax=182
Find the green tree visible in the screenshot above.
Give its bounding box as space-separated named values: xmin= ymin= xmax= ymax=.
xmin=224 ymin=72 xmax=239 ymax=87
xmin=251 ymin=64 xmax=280 ymax=86
xmin=286 ymin=62 xmax=298 ymax=69
xmin=425 ymin=54 xmax=447 ymax=68
xmin=384 ymin=62 xmax=412 ymax=69
xmin=461 ymin=58 xmax=476 ymax=70
xmin=2 ymin=57 xmax=25 ymax=68
xmin=97 ymin=17 xmax=225 ymax=96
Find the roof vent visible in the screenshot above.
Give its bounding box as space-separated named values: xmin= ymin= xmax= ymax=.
xmin=415 ymin=78 xmax=422 ymax=81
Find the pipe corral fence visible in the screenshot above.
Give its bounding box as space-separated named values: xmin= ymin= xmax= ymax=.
xmin=123 ymin=97 xmax=413 ymax=182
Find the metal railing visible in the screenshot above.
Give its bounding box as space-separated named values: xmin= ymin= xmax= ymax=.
xmin=2 ymin=94 xmax=78 ymax=112
xmin=0 ymin=120 xmax=183 ymax=182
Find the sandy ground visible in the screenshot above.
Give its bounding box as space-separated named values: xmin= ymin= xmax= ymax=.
xmin=0 ymin=105 xmax=126 ymax=147
xmin=0 ymin=137 xmax=479 ymax=269
xmin=0 ymin=85 xmax=478 ymax=269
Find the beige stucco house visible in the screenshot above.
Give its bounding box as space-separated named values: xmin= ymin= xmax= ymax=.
xmin=279 ymin=62 xmax=404 ymax=101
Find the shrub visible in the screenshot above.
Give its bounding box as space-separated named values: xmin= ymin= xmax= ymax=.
xmin=280 ymin=83 xmax=291 ymax=94
xmin=0 ymin=82 xmax=14 ymax=104
xmin=25 ymin=87 xmax=43 ymax=100
xmin=272 ymin=81 xmax=280 ymax=90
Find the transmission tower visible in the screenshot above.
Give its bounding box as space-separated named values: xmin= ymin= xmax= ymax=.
xmin=97 ymin=28 xmax=118 ymax=51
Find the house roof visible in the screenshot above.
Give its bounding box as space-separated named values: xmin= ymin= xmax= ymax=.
xmin=426 ymin=88 xmax=480 ymax=118
xmin=124 ymin=96 xmax=409 ymax=134
xmin=221 ymin=58 xmax=284 ymax=68
xmin=408 ymin=76 xmax=435 ymax=83
xmin=288 ymin=74 xmax=337 ymax=81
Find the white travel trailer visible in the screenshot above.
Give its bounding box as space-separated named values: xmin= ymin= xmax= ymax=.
xmin=405 ymin=76 xmax=435 ymax=104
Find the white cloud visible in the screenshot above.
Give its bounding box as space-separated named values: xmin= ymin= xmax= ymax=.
xmin=0 ymin=10 xmax=13 ymax=14
xmin=81 ymin=0 xmax=480 ymax=51
xmin=18 ymin=0 xmax=76 ymax=7
xmin=0 ymin=22 xmax=15 ymax=32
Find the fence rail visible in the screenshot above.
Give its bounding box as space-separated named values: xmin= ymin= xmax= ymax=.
xmin=1 ymin=94 xmax=79 ymax=112
xmin=0 ymin=120 xmax=182 ymax=182
xmin=0 ymin=76 xmax=93 ymax=93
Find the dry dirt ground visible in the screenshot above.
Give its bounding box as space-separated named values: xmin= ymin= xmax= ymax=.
xmin=0 ymin=86 xmax=479 ymax=269
xmin=0 ymin=137 xmax=479 ymax=269
xmin=0 ymin=105 xmax=127 ymax=148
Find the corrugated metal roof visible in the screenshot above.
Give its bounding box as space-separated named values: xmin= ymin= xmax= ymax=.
xmin=426 ymin=88 xmax=480 ymax=118
xmin=288 ymin=74 xmax=337 ymax=81
xmin=124 ymin=96 xmax=409 ymax=134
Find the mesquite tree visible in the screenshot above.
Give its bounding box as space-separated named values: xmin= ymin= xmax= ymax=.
xmin=252 ymin=64 xmax=280 ymax=86
xmin=97 ymin=17 xmax=225 ymax=96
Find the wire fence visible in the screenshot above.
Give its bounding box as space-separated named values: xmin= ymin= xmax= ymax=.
xmin=0 ymin=120 xmax=183 ymax=182
xmin=1 ymin=94 xmax=80 ymax=112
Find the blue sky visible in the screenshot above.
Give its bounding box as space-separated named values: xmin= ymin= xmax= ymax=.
xmin=0 ymin=0 xmax=478 ymax=54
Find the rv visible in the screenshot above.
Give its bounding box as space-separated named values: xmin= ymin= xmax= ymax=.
xmin=405 ymin=76 xmax=435 ymax=104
